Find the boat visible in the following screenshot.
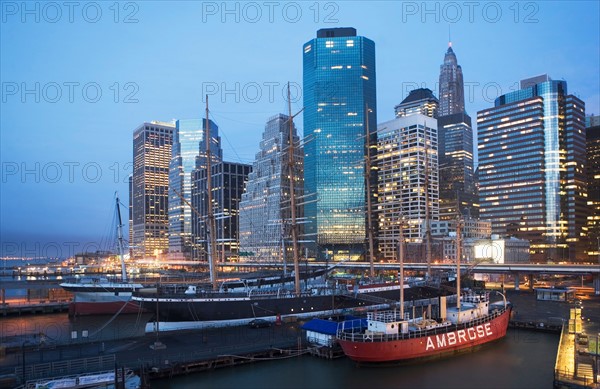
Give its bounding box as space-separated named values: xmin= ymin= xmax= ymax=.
xmin=132 ymin=274 xmax=444 ymax=328
xmin=60 ymin=194 xmax=144 ymax=316
xmin=336 ymin=219 xmax=512 ymax=363
xmin=131 ymin=90 xmax=447 ymax=331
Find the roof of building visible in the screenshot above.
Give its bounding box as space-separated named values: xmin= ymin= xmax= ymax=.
xmin=400 ymin=88 xmax=438 ymax=105
xmin=301 ymin=317 xmax=365 ymax=335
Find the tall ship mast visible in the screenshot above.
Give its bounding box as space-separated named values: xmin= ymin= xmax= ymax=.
xmin=205 ymin=96 xmax=218 ymax=290
xmin=286 ymin=83 xmax=301 ymax=295
xmin=365 ymin=104 xmax=376 ymax=279
xmin=60 ymin=193 xmax=144 ymax=316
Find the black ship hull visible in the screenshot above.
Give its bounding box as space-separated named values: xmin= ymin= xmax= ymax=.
xmin=134 ymin=286 xmax=444 ymax=323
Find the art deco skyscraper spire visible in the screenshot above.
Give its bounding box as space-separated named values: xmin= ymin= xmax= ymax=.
xmin=437 ymin=41 xmax=477 ymax=219
xmin=439 ymin=41 xmax=465 ymax=116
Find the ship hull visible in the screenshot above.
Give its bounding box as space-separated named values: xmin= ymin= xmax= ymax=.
xmin=337 ymin=307 xmax=511 ymax=363
xmin=61 ymin=283 xmax=144 ymax=316
xmin=136 ymin=286 xmax=443 ymax=323
xmin=68 ymin=300 xmax=142 ymax=316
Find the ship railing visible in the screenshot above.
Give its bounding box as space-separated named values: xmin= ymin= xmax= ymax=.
xmin=337 ymin=307 xmax=508 ymax=343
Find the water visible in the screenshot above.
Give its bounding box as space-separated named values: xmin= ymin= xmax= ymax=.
xmin=0 ymin=312 xmax=150 ymax=344
xmin=151 ymin=329 xmax=559 ymax=389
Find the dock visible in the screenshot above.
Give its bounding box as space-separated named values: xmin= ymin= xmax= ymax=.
xmin=554 ymin=308 xmax=600 ymax=388
xmin=0 ymin=321 xmax=307 ymax=388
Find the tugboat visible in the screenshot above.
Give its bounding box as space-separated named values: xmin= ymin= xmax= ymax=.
xmin=60 ymin=194 xmax=143 ymax=316
xmin=336 ymin=220 xmax=512 ymax=362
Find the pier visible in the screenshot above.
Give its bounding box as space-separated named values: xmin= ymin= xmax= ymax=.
xmin=0 ymin=288 xmax=598 ymax=388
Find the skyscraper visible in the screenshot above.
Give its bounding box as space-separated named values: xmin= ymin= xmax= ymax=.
xmin=437 ymin=113 xmax=477 ymax=219
xmin=238 ymin=114 xmax=303 ymax=261
xmin=394 ymin=88 xmax=439 ymax=118
xmin=477 ymin=75 xmax=586 ymax=263
xmin=131 ymin=121 xmax=174 ymax=259
xmin=438 ymin=43 xmax=465 ymax=117
xmin=204 ymin=161 xmax=251 ymax=261
xmin=168 ymin=119 xmax=217 ymax=260
xmin=303 ymin=27 xmax=377 ymax=261
xmin=190 ymin=120 xmax=223 ymax=261
xmin=586 ymin=119 xmax=600 ymax=262
xmin=437 ymin=42 xmax=477 ymax=219
xmin=377 ymin=115 xmax=439 ymax=259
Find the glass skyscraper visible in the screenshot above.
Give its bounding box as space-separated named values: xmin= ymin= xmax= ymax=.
xmin=303 ymin=27 xmax=377 ymax=260
xmin=168 ymin=119 xmax=217 ymax=259
xmin=477 ymin=75 xmax=586 ymax=262
xmin=132 ymin=121 xmax=174 ymax=259
xmin=585 ymin=119 xmax=600 ymax=262
xmin=238 ymin=114 xmax=303 ymax=262
xmin=190 ymin=120 xmax=223 ymax=261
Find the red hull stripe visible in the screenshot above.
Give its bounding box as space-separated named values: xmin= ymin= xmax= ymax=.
xmin=338 ymin=309 xmax=511 ymax=362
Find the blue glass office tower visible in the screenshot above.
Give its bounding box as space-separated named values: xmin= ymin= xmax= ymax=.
xmin=477 ymin=75 xmax=586 ymax=262
xmin=303 ymin=28 xmax=377 ymax=260
xmin=168 ymin=119 xmax=218 ymax=259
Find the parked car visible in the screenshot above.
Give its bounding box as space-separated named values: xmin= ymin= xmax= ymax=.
xmin=248 ymin=319 xmax=271 ymax=328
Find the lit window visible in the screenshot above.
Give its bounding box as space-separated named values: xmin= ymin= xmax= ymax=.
xmin=346 ymin=40 xmax=354 ymax=47
xmin=304 ymin=45 xmax=312 ymax=53
xmin=325 ymin=41 xmax=334 ymax=48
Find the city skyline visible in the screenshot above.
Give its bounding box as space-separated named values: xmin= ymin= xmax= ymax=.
xmin=1 ymin=2 xmax=599 ymax=255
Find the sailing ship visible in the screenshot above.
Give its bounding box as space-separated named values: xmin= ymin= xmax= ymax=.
xmin=60 ymin=194 xmax=144 ymax=316
xmin=336 ymin=220 xmax=512 ymax=363
xmin=132 ymin=90 xmax=446 ymax=329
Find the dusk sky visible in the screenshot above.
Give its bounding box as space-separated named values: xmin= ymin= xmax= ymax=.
xmin=1 ymin=1 xmax=599 ymax=258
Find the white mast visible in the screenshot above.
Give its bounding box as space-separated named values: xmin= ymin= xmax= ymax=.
xmin=456 ymin=217 xmax=462 ymax=312
xmin=115 ymin=193 xmax=127 ymax=283
xmin=399 ymin=223 xmax=405 ymax=319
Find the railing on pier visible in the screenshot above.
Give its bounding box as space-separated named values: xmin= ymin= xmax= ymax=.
xmin=15 ymin=355 xmax=115 ymax=383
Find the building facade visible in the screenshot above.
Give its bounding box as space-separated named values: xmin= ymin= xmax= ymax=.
xmin=437 ymin=43 xmax=477 ymax=219
xmin=238 ymin=114 xmax=304 ymax=262
xmin=376 ymin=114 xmax=439 ymax=259
xmin=303 ymin=27 xmax=377 ymax=260
xmin=437 ymin=112 xmax=477 ymax=219
xmin=394 ymin=88 xmax=439 ymax=118
xmin=477 ymin=75 xmax=587 ymax=263
xmin=586 ymin=121 xmax=600 ymax=262
xmin=168 ymin=119 xmax=218 ymax=260
xmin=131 ymin=121 xmax=174 ymax=259
xmin=189 ymin=120 xmax=223 ymax=261
xmin=438 ymin=43 xmax=465 ymax=117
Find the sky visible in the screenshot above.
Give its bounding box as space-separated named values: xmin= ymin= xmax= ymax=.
xmin=1 ymin=1 xmax=599 ymax=258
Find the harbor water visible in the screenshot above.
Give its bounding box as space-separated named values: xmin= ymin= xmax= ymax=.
xmin=151 ymin=328 xmax=560 ymax=389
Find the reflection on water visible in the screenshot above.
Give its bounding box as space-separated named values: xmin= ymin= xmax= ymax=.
xmin=0 ymin=312 xmax=151 ymax=345
xmin=151 ymin=329 xmax=560 ymax=389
